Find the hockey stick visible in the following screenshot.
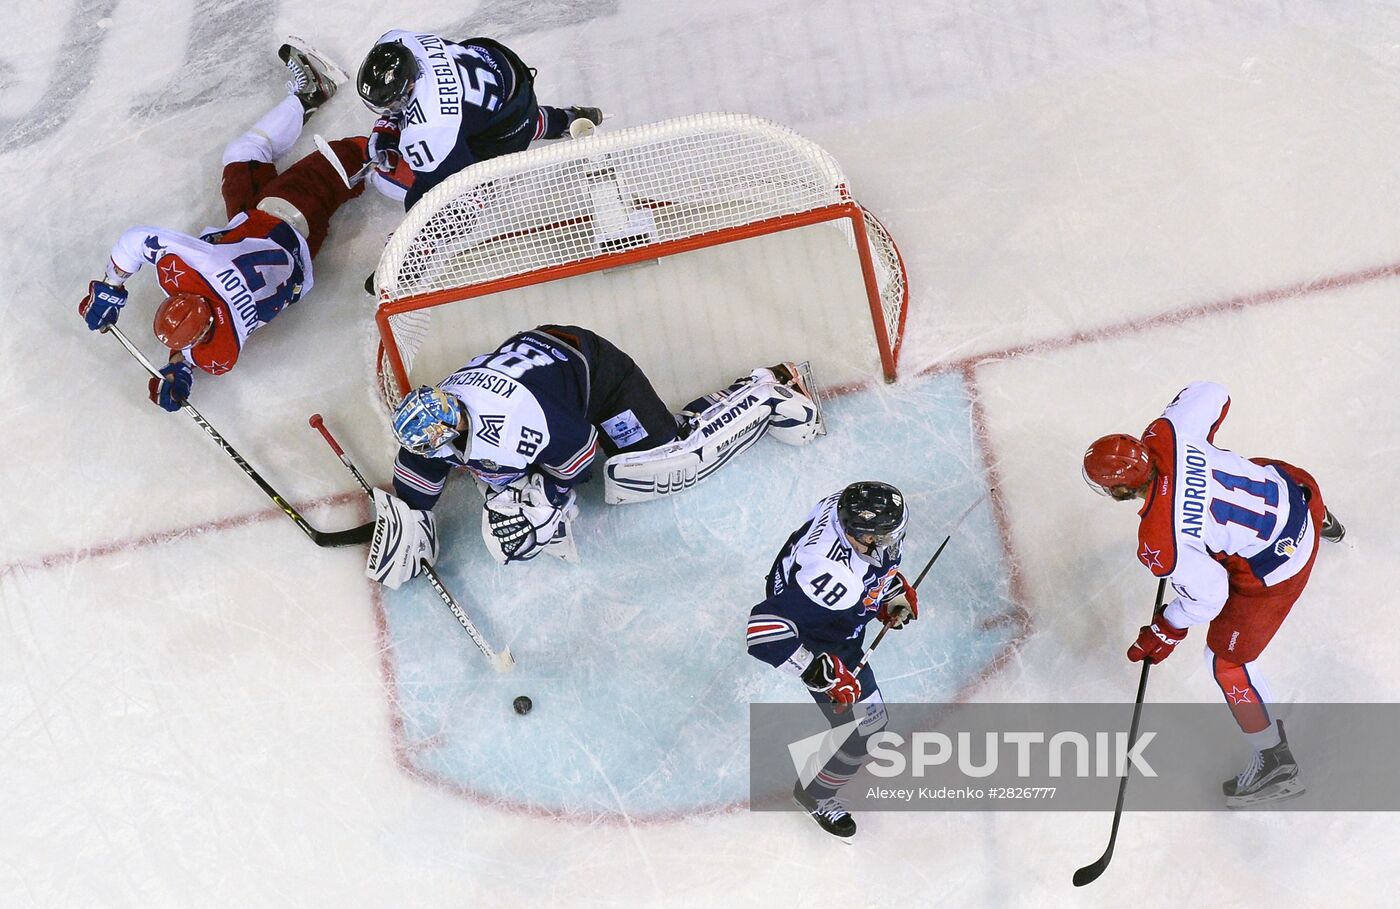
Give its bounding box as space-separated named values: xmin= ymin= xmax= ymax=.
xmin=833 ymin=491 xmax=989 ymax=712
xmin=104 ymin=325 xmax=372 ymax=547
xmin=314 ymin=134 xmax=375 ymax=189
xmin=1072 ymin=576 xmax=1167 ymax=887
xmin=308 ymin=414 xmax=516 ymax=673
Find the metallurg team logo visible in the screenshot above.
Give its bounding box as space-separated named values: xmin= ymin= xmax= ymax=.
xmin=475 ymin=414 xmax=506 ymax=447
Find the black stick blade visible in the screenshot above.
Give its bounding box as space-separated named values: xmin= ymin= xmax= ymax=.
xmin=313 ymin=521 xmax=375 ymax=547
xmin=1072 ymin=847 xmax=1112 ymax=887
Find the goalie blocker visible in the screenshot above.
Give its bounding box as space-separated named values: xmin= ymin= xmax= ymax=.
xmin=375 ymin=324 xmax=823 ymax=576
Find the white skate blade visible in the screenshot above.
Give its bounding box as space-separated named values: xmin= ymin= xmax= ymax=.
xmin=1225 ymin=777 xmax=1306 ymax=809
xmin=284 ymin=35 xmax=348 ymax=85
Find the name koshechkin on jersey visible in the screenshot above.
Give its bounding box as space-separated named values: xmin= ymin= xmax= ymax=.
xmin=391 ymin=331 xmax=599 ymax=510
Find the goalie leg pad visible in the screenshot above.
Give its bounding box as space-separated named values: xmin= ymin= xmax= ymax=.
xmin=604 ymin=383 xmax=774 ymax=504
xmin=604 ymin=362 xmax=824 ymax=504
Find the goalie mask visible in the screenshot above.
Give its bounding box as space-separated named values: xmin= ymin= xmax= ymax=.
xmin=393 ymin=386 xmax=466 ymax=455
xmin=837 ymin=481 xmax=907 ymax=555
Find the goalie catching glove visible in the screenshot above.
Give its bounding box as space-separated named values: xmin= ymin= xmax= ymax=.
xmin=481 ymin=473 xmax=579 ymax=565
xmin=366 ymin=489 xmax=439 ymax=589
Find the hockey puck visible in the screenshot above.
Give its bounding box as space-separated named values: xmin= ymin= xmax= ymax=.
xmin=513 ymin=695 xmax=533 ymax=715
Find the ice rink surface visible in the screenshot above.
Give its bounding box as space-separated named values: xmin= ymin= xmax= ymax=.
xmin=3 ymin=1 xmax=1398 ymax=906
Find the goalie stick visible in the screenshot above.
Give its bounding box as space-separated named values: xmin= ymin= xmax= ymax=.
xmin=307 ymin=414 xmax=516 ymax=673
xmin=1072 ymin=577 xmax=1167 ymax=888
xmin=104 ymin=325 xmax=372 ymax=547
xmin=833 ymin=491 xmax=988 ymax=713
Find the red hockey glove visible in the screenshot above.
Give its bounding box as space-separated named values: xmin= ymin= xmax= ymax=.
xmin=877 ymin=571 xmax=919 ymax=629
xmin=801 ymin=652 xmax=861 ymax=705
xmin=1127 ymin=610 xmax=1187 ymax=664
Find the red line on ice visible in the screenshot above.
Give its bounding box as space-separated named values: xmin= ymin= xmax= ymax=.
xmin=0 ymin=491 xmax=365 ymax=577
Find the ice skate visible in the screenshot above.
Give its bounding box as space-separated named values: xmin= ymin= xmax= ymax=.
xmin=1320 ymin=509 xmax=1346 ymax=543
xmin=766 ymin=361 xmax=825 ymax=437
xmin=279 ymin=38 xmax=342 ymax=120
xmin=793 ymin=782 xmax=857 ymax=842
xmin=565 ymin=106 xmax=606 ymax=133
xmin=1223 ymin=720 xmax=1306 ymax=808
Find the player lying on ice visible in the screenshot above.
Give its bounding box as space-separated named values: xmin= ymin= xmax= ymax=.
xmin=78 ymin=41 xmax=370 ymax=412
xmin=747 ymin=482 xmax=918 ymax=841
xmin=354 ymin=29 xmax=604 ymax=210
xmin=364 ymin=325 xmax=823 ymax=586
xmin=1083 ymin=381 xmax=1345 ymax=808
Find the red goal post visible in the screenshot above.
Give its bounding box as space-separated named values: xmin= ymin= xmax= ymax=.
xmin=373 ymin=112 xmax=909 ymax=409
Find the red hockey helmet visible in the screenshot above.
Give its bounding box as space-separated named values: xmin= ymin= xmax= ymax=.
xmin=153 ymin=293 xmax=215 ymax=350
xmin=1083 ymin=433 xmax=1153 ymax=496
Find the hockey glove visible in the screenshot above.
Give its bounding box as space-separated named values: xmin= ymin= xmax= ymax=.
xmin=147 ymin=359 xmax=193 ymax=412
xmin=1127 ymin=609 xmax=1187 ymax=664
xmin=802 ymin=652 xmax=861 ymax=706
xmin=366 ymin=489 xmax=439 ymax=589
xmin=877 ymin=571 xmax=919 ymax=629
xmin=481 ymin=475 xmax=579 ymax=565
xmin=79 ymin=280 xmax=128 ymax=331
xmin=369 ymin=117 xmax=401 ymax=159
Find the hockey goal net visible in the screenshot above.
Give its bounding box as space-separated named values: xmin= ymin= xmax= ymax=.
xmin=373 ymin=112 xmax=908 ymax=410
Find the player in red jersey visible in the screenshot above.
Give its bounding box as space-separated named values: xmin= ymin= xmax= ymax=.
xmin=79 ymin=40 xmax=371 ymax=411
xmin=1084 ymin=382 xmax=1345 ymax=807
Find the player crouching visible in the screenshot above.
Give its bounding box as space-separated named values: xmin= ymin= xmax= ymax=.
xmin=365 ymin=325 xmax=822 ymax=587
xmin=747 ymin=482 xmax=918 ymax=841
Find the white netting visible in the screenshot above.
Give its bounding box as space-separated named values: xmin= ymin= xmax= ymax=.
xmin=375 ymin=112 xmax=907 ymax=407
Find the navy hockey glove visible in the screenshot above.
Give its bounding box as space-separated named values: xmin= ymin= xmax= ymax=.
xmin=148 ymin=359 xmax=193 ymax=412
xmin=369 ymin=117 xmax=401 ymax=166
xmin=877 ymin=571 xmax=919 ymax=629
xmin=802 ymin=652 xmax=861 ymax=705
xmin=79 ymin=280 xmax=128 ymax=331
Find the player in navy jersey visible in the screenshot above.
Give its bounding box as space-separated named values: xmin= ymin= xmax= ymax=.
xmin=364 ymin=325 xmax=824 ymax=587
xmin=355 ymin=29 xmax=603 ymax=209
xmin=1084 ymin=381 xmax=1345 ymax=806
xmin=746 ymin=482 xmax=919 ymax=840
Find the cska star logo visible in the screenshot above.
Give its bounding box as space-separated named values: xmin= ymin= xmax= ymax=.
xmin=158 ymin=257 xmax=187 ymax=286
xmin=1225 ymin=686 xmax=1254 ymax=705
xmin=1139 ymin=541 xmax=1164 ymax=571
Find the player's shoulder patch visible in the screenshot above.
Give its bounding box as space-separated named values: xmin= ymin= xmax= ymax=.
xmin=1137 ymin=417 xmax=1178 ymax=576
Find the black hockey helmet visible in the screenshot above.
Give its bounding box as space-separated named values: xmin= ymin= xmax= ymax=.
xmin=358 ymin=42 xmax=418 ymax=115
xmin=837 ymin=481 xmax=908 ymax=552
